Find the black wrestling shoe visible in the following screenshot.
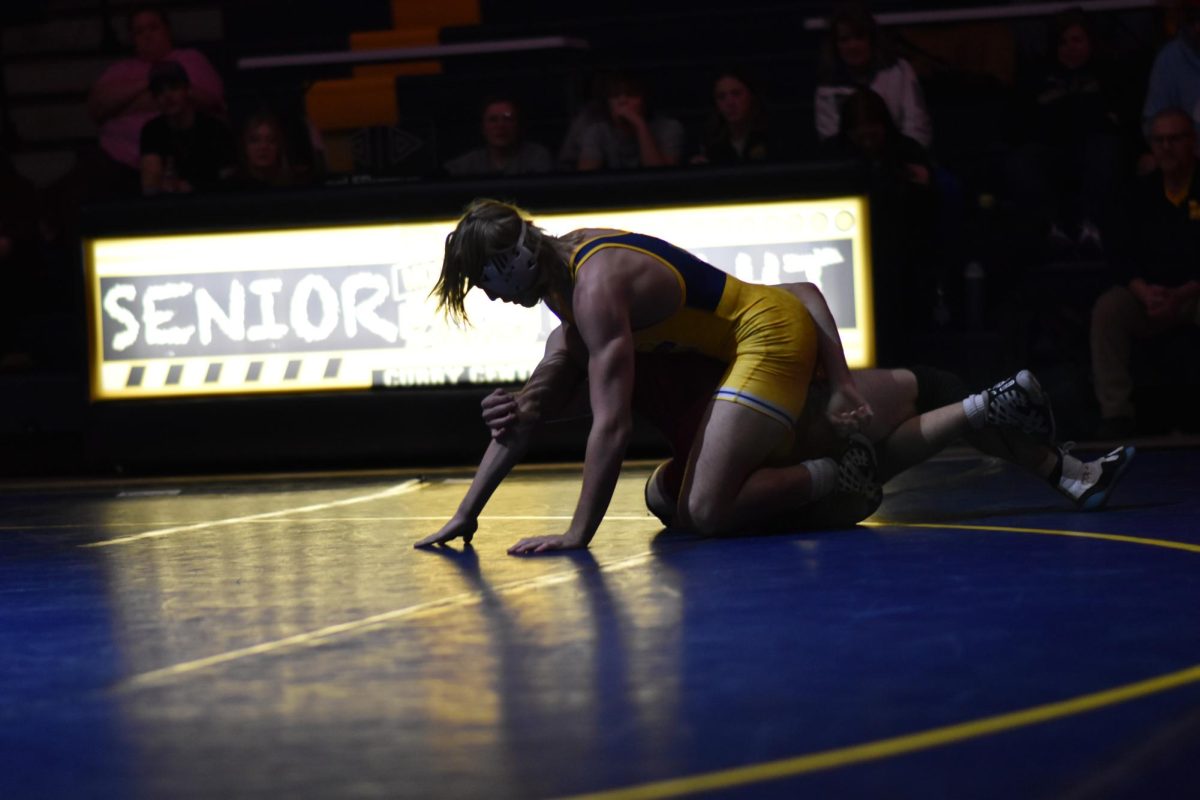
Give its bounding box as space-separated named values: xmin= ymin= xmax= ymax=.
xmin=985 ymin=369 xmax=1056 ymax=442
xmin=833 ymin=434 xmax=883 ymax=521
xmin=1058 ymin=445 xmax=1135 ymax=511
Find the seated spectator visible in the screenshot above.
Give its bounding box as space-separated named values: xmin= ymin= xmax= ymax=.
xmin=87 ymin=5 xmax=225 ymax=194
xmin=557 ymin=97 xmax=606 ymax=171
xmin=139 ymin=61 xmax=236 ymax=194
xmin=578 ymin=73 xmax=684 ymax=171
xmin=692 ymin=71 xmax=778 ymax=165
xmin=224 ymin=112 xmax=309 ymax=190
xmin=1142 ymin=0 xmax=1200 ymax=150
xmin=827 ymin=89 xmax=933 ymax=187
xmin=1090 ymin=108 xmax=1200 ymax=437
xmin=444 ymin=96 xmax=552 ymax=177
xmin=1006 ymin=8 xmax=1125 ymax=258
xmin=814 ymin=1 xmax=931 ymax=149
xmin=824 ymin=88 xmax=937 ymax=364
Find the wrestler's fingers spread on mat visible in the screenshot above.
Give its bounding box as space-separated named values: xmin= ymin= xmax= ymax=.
xmin=414 ymin=518 xmax=476 ymax=549
xmin=413 ymin=530 xmax=452 ymax=548
xmin=507 ymin=535 xmax=570 ymax=555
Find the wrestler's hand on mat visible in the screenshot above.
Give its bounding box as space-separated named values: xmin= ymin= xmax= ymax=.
xmin=826 ymin=383 xmax=874 ymax=435
xmin=507 ymin=534 xmax=584 ymax=555
xmin=481 ymin=388 xmax=520 ymax=439
xmin=414 ymin=515 xmax=477 ymax=548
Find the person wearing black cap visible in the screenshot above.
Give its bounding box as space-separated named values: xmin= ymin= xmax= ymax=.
xmin=88 ymin=5 xmax=225 ymax=177
xmin=139 ymin=60 xmax=236 ymax=194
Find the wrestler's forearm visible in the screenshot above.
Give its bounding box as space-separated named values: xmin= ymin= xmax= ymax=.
xmin=453 ymin=434 xmax=531 ymax=522
xmin=562 ymin=322 xmax=635 ymax=547
xmin=512 ymin=326 xmax=588 ymax=425
xmin=564 ymin=418 xmax=630 ymax=546
xmin=792 ymin=283 xmax=854 ymax=387
xmin=516 ymin=347 xmax=586 ymax=425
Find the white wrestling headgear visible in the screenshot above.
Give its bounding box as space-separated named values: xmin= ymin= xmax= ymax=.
xmin=477 ymin=221 xmax=538 ymax=296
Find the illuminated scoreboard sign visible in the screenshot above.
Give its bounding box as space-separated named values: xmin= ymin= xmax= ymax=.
xmin=85 ymin=198 xmax=873 ymax=400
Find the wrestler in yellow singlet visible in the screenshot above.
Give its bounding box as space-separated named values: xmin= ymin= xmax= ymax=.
xmin=570 ymin=231 xmax=818 ymax=449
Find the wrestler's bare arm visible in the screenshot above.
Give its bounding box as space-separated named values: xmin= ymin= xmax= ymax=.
xmin=782 ymin=282 xmax=872 ymax=433
xmin=509 ymin=271 xmax=636 ymax=553
xmin=413 ymin=330 xmax=584 ymax=548
xmin=483 ymin=326 xmax=589 ymax=440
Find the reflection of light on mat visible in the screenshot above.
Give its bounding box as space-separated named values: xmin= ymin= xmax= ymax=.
xmin=82 ymin=479 xmax=424 ymax=548
xmin=561 ymin=521 xmax=1200 ymax=800
xmin=117 ymin=548 xmax=666 ymax=690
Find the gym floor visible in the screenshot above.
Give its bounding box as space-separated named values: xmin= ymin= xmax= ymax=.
xmin=2 ymin=444 xmax=1198 ymax=799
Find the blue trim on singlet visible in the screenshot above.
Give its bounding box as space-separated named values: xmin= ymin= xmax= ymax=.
xmin=714 ymin=387 xmax=795 ymax=426
xmin=572 ymin=233 xmax=727 ymax=312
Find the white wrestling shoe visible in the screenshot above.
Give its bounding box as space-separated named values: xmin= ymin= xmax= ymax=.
xmin=1057 ymin=445 xmax=1135 ymax=511
xmin=984 ymin=369 xmax=1056 ymax=442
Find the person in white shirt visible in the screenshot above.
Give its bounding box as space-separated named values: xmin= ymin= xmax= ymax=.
xmin=813 ymin=1 xmax=932 ymax=149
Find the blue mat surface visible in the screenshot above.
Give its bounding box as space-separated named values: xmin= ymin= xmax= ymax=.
xmin=1 ymin=448 xmax=1197 ymax=799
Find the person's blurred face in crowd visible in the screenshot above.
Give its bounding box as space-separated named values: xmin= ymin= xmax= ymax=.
xmin=153 ymin=82 xmax=189 ymax=118
xmin=245 ymin=122 xmax=282 ymax=171
xmin=1149 ymin=111 xmax=1197 ymax=176
xmin=835 ymin=23 xmax=872 ymax=71
xmin=848 ymin=120 xmax=888 ymax=157
xmin=132 ymin=10 xmax=172 ymax=61
xmin=607 ymin=90 xmax=646 ymax=124
xmin=714 ymin=76 xmax=753 ymax=128
xmin=1057 ymin=23 xmax=1092 ymax=70
xmin=482 ymin=101 xmax=519 ymax=151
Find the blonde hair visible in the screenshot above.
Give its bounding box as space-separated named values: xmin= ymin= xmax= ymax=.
xmin=433 ymin=198 xmax=563 ymax=324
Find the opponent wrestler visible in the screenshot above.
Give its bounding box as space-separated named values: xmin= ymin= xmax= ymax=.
xmin=637 ymin=357 xmax=1134 ymax=526
xmin=423 ymin=198 xmax=878 ymax=554
xmin=439 ymin=283 xmax=1129 ymax=534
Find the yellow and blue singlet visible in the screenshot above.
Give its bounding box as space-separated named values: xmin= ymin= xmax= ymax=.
xmin=570 ymin=232 xmax=817 ymax=437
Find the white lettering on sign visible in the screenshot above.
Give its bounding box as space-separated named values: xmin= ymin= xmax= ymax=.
xmin=342 ymin=272 xmax=398 ymax=342
xmin=196 ymin=280 xmax=246 ymax=345
xmin=99 ymin=270 xmax=404 ymax=354
xmin=291 ymin=275 xmax=339 ymax=343
xmin=143 ymin=282 xmax=196 ymax=346
xmin=104 ymin=283 xmax=139 ymax=352
xmin=247 ymin=278 xmax=289 ymax=342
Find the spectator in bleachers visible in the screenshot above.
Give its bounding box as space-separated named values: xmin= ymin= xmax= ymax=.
xmin=87 ymin=5 xmax=225 ymax=194
xmin=692 ymin=71 xmax=777 ymax=165
xmin=825 ymin=88 xmax=936 ymax=364
xmin=1142 ymin=0 xmax=1200 ymax=150
xmin=557 ymin=98 xmax=606 ymax=172
xmin=444 ymin=97 xmax=552 ymax=177
xmin=577 ymin=73 xmax=684 ymax=171
xmin=1090 ymin=108 xmax=1199 ymax=438
xmin=1005 ymin=8 xmax=1125 ymax=259
xmin=139 ymin=61 xmax=236 ymax=195
xmin=814 ymin=1 xmax=931 ymax=150
xmin=224 ymin=112 xmax=309 ymax=190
